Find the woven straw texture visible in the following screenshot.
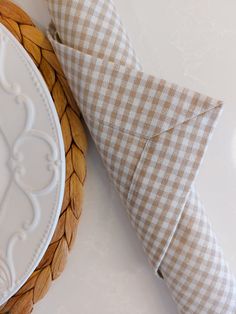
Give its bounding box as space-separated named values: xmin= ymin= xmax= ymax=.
xmin=0 ymin=1 xmax=87 ymax=313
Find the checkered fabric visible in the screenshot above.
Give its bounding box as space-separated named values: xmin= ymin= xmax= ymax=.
xmin=46 ymin=0 xmax=236 ymax=312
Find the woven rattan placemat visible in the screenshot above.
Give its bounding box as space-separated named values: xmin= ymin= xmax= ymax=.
xmin=0 ymin=1 xmax=87 ymax=313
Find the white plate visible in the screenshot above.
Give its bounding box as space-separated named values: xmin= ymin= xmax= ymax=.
xmin=0 ymin=24 xmax=65 ymax=305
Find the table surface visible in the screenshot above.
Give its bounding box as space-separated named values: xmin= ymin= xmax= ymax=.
xmin=13 ymin=1 xmax=236 ymax=313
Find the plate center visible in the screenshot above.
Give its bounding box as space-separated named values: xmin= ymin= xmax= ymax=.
xmin=0 ymin=127 xmax=10 ymax=210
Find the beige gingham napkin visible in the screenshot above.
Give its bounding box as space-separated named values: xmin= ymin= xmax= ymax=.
xmin=46 ymin=0 xmax=236 ymax=312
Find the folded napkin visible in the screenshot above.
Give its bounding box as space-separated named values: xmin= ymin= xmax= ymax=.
xmin=46 ymin=0 xmax=236 ymax=312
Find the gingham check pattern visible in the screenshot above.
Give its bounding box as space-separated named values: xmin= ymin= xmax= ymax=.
xmin=47 ymin=0 xmax=236 ymax=312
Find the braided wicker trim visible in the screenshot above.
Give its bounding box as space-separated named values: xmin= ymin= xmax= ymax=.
xmin=0 ymin=1 xmax=87 ymax=313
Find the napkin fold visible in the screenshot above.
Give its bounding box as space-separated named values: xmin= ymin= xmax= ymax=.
xmin=46 ymin=0 xmax=236 ymax=312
